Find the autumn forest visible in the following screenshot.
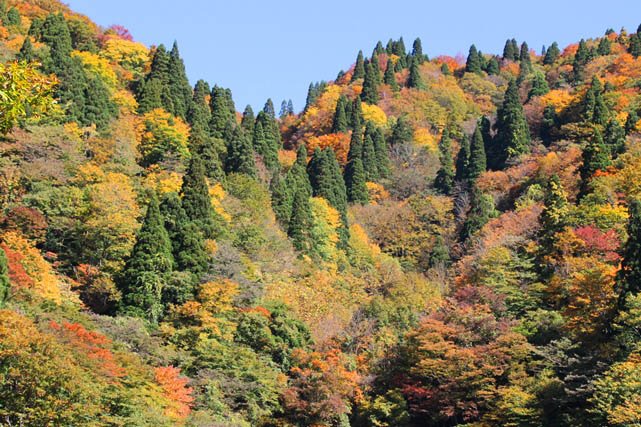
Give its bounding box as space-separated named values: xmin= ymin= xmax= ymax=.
xmin=2 ymin=1 xmax=641 ymax=426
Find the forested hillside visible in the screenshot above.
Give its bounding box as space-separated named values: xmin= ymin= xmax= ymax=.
xmin=2 ymin=0 xmax=641 ymax=425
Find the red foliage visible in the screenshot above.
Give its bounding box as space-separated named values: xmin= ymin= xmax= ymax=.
xmin=50 ymin=321 xmax=126 ymax=379
xmin=0 ymin=243 xmax=34 ymax=289
xmin=2 ymin=206 xmax=48 ymax=243
xmin=574 ymin=225 xmax=621 ymax=262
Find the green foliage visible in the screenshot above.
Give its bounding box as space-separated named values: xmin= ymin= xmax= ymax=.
xmin=465 ymin=44 xmax=482 ymax=74
xmin=389 ymin=115 xmax=413 ymax=146
xmin=332 ymin=95 xmax=349 ymax=133
xmin=352 ymin=50 xmax=365 ymax=81
xmin=344 ymin=121 xmax=369 ymax=204
xmin=617 ymin=200 xmax=641 ymax=305
xmin=181 ymin=156 xmax=224 ymax=239
xmin=604 ymin=118 xmax=626 ymax=156
xmin=573 ymin=39 xmax=590 ymax=82
xmin=17 ymin=37 xmax=35 ymax=62
xmin=503 ymin=38 xmax=519 ymax=61
xmin=630 ymin=33 xmax=641 ymax=58
xmin=460 ymin=185 xmax=497 ymax=240
xmin=580 ymin=129 xmax=611 ymax=196
xmin=0 ymin=248 xmax=9 ymax=306
xmin=118 ymin=194 xmax=173 ymax=322
xmin=544 ymin=41 xmax=560 ymax=64
xmin=435 ymin=127 xmax=455 ymax=194
xmin=467 ymin=123 xmax=487 ymax=182
xmin=455 ymin=134 xmax=471 ymax=182
xmin=538 ymin=175 xmax=570 ymax=254
xmin=167 ymin=42 xmax=194 ymax=120
xmin=288 ymin=187 xmax=313 ymax=253
xmin=528 ymin=71 xmax=550 ymax=100
xmin=407 ymin=59 xmax=425 ymax=89
xmin=225 ymin=126 xmax=257 ymax=177
xmin=361 ymin=61 xmax=380 ymax=104
xmin=495 ymin=79 xmax=531 ymax=166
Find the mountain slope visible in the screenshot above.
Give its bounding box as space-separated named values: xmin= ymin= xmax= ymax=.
xmin=1 ymin=1 xmax=641 ymax=425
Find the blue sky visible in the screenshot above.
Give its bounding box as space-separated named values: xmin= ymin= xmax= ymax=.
xmin=67 ymin=0 xmax=640 ymax=112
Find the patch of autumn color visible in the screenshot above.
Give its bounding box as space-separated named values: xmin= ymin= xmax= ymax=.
xmin=154 ymin=366 xmax=194 ymax=423
xmin=574 ymin=225 xmax=621 ymax=262
xmin=71 ymin=50 xmax=118 ymax=89
xmin=501 ymin=61 xmax=520 ymax=77
xmin=546 ymin=233 xmax=617 ymax=337
xmin=535 ymin=147 xmax=583 ymax=197
xmin=101 ymin=37 xmax=149 ymax=76
xmin=4 ymin=34 xmax=24 ymax=51
xmin=381 ymin=78 xmax=472 ymax=130
xmin=539 ymin=89 xmax=576 ymax=113
xmin=456 ymin=205 xmax=543 ymax=285
xmin=50 ymin=321 xmax=126 ymax=379
xmin=563 ymin=43 xmax=579 ymax=57
xmin=608 ymin=53 xmax=641 ymax=84
xmin=300 ymin=84 xmax=343 ymax=133
xmin=0 ymin=310 xmax=106 ymax=424
xmin=310 ymin=197 xmax=341 ymax=262
xmin=209 ymin=182 xmax=231 ymax=222
xmin=63 ymin=121 xmax=84 ymax=141
xmin=144 ymin=167 xmax=182 ymax=194
xmin=282 ymin=348 xmax=362 ymax=424
xmin=113 ymin=89 xmax=138 ymax=114
xmin=306 ymin=132 xmax=351 ymax=165
xmin=1 ymin=231 xmax=61 ymax=303
xmin=366 ymin=182 xmax=390 ymax=204
xmin=166 ymin=280 xmax=238 ymax=339
xmin=0 ymin=26 xmax=9 ymax=40
xmin=435 ymin=55 xmax=461 ymax=72
xmin=266 ymin=269 xmax=367 ymax=341
xmin=279 ymin=149 xmax=297 ymax=169
xmin=349 ymin=223 xmax=381 ymax=263
xmin=413 ymin=128 xmax=438 ymax=152
xmin=137 ymin=108 xmax=190 ymax=164
xmin=592 ymin=352 xmax=641 ymax=426
xmin=361 ymin=103 xmax=388 ymax=127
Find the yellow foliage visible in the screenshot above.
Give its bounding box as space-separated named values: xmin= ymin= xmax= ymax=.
xmin=209 ymin=182 xmax=231 ymax=222
xmin=539 ymin=89 xmax=575 ymax=113
xmin=166 ymin=280 xmax=239 ymax=339
xmin=278 ymin=149 xmax=297 ymax=169
xmin=72 ymin=50 xmax=118 ymax=89
xmin=265 ymin=270 xmax=365 ymax=341
xmin=138 ymin=108 xmax=190 ymax=164
xmin=113 ymin=89 xmax=138 ymax=114
xmin=309 ymin=197 xmax=341 ymax=262
xmin=143 ymin=168 xmax=183 ymax=194
xmin=0 ymin=61 xmax=57 ymax=135
xmin=413 ymin=128 xmax=438 ymax=152
xmin=361 ymin=103 xmax=388 ymax=127
xmin=366 ymin=182 xmax=390 ymax=204
xmin=63 ymin=122 xmax=84 ymax=142
xmin=101 ymin=37 xmax=149 ymax=76
xmin=349 ymin=223 xmax=381 ymax=265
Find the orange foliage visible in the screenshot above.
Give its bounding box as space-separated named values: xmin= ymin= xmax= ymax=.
xmin=282 ymin=348 xmax=362 ymax=424
xmin=0 ymin=231 xmax=61 ymax=303
xmin=435 ymin=55 xmax=462 ymax=73
xmin=306 ymin=132 xmax=351 ymax=165
xmin=154 ymin=366 xmax=194 ymax=423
